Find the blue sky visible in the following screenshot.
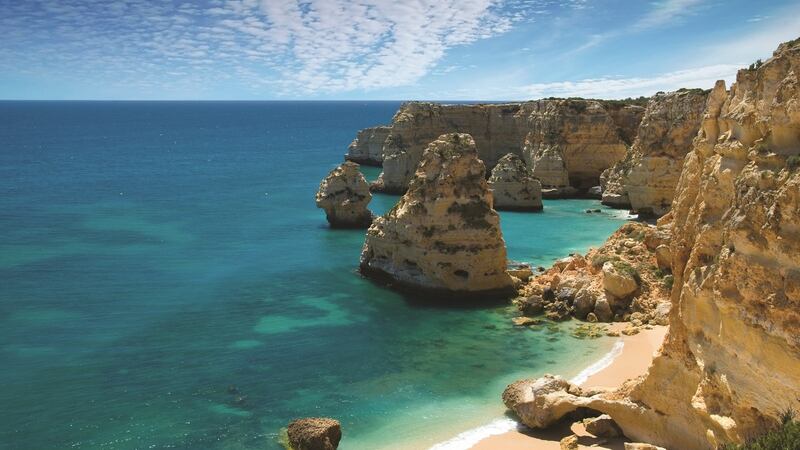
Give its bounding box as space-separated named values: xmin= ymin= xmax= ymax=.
xmin=1 ymin=0 xmax=798 ymax=100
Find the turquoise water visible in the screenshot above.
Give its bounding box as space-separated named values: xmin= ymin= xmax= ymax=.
xmin=0 ymin=101 xmax=625 ymax=450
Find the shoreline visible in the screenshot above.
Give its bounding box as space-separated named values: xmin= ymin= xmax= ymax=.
xmin=430 ymin=324 xmax=668 ymax=450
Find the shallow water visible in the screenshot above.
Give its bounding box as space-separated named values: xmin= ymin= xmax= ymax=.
xmin=0 ymin=101 xmax=625 ymax=449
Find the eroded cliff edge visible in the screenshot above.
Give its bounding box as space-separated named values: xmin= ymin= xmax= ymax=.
xmin=347 ymin=100 xmax=645 ymax=195
xmin=503 ymin=38 xmax=800 ymax=450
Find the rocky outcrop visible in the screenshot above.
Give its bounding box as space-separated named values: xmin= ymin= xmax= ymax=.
xmin=315 ymin=162 xmax=373 ymax=228
xmin=488 ymin=153 xmax=543 ymax=211
xmin=367 ymin=100 xmax=644 ymax=194
xmin=286 ymin=418 xmax=341 ymax=450
xmin=601 ymin=89 xmax=708 ymax=215
xmin=344 ymin=126 xmax=391 ymax=166
xmin=514 ymin=222 xmax=672 ymax=325
xmin=504 ymin=38 xmax=800 ymax=450
xmin=360 ymin=133 xmax=515 ymax=298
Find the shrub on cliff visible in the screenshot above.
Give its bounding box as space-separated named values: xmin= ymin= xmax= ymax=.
xmin=721 ymin=409 xmax=800 ymax=450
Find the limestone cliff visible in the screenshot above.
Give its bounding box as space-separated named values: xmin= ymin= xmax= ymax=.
xmin=344 ymin=125 xmax=391 ymax=166
xmin=601 ymin=89 xmax=708 ymax=215
xmin=488 ymin=153 xmax=543 ymax=211
xmin=315 ymin=162 xmax=373 ymax=228
xmin=359 ymin=133 xmax=515 ymax=297
xmin=504 ymin=38 xmax=800 ymax=450
xmin=367 ymin=100 xmax=644 ymax=194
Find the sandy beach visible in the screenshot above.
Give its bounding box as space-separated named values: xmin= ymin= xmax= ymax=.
xmin=469 ymin=325 xmax=668 ymax=450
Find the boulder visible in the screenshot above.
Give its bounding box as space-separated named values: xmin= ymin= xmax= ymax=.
xmin=584 ymin=414 xmax=622 ymax=437
xmin=503 ymin=374 xmax=576 ymax=428
xmin=360 ymin=133 xmax=514 ymax=297
xmin=655 ymin=245 xmax=671 ymax=270
xmin=602 ymin=261 xmax=639 ymax=299
xmin=315 ymin=162 xmax=373 ymax=228
xmin=624 ymin=444 xmax=666 ymax=450
xmin=518 ymin=295 xmax=545 ymax=316
xmin=287 ymin=418 xmax=341 ymax=450
xmin=488 ymin=153 xmax=543 ymax=211
xmin=560 ymin=435 xmax=579 ymax=450
xmin=545 ymin=301 xmax=571 ymax=321
xmin=593 ymin=297 xmax=613 ymax=322
xmin=573 ymin=287 xmax=598 ymax=320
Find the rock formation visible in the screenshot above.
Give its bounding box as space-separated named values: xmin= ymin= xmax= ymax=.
xmin=601 ymin=89 xmax=708 ymax=215
xmin=344 ymin=125 xmax=391 ymax=166
xmin=315 ymin=162 xmax=373 ymax=228
xmin=361 ymin=100 xmax=644 ymax=194
xmin=360 ymin=133 xmax=515 ymax=297
xmin=286 ymin=417 xmax=341 ymax=450
xmin=488 ymin=153 xmax=543 ymax=211
xmin=515 ymin=222 xmax=672 ymax=325
xmin=504 ymin=38 xmax=800 ymax=449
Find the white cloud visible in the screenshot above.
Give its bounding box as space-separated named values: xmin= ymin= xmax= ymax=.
xmin=632 ymin=0 xmax=704 ymax=31
xmin=506 ymin=64 xmax=741 ymax=100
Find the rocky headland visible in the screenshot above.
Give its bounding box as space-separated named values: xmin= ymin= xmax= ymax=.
xmin=515 ymin=222 xmax=671 ymax=328
xmin=346 ymin=100 xmax=645 ymax=196
xmin=315 ymin=161 xmax=373 ymax=228
xmin=359 ymin=133 xmax=515 ymax=298
xmin=601 ymin=88 xmax=709 ymax=216
xmin=488 ymin=153 xmax=543 ymax=211
xmin=344 ymin=125 xmax=391 ymax=166
xmin=501 ymin=38 xmax=800 ymax=449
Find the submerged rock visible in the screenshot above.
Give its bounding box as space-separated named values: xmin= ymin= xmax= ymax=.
xmin=488 ymin=153 xmax=543 ymax=211
xmin=360 ymin=133 xmax=514 ymax=298
xmin=315 ymin=162 xmax=372 ymax=228
xmin=286 ymin=417 xmax=341 ymax=450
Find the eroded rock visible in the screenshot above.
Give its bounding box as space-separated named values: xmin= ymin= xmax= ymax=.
xmin=360 ymin=133 xmax=514 ymax=297
xmin=286 ymin=418 xmax=341 ymax=450
xmin=315 ymin=162 xmax=373 ymax=228
xmin=489 ymin=153 xmax=543 ymax=211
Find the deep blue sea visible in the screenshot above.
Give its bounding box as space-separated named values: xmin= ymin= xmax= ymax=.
xmin=0 ymin=101 xmax=627 ymax=449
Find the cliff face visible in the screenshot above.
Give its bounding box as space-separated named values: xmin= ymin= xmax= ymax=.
xmin=521 ymin=100 xmax=642 ymax=194
xmin=315 ymin=162 xmax=373 ymax=228
xmin=601 ymin=89 xmax=708 ymax=215
xmin=488 ymin=153 xmax=543 ymax=211
xmin=359 ymin=133 xmax=514 ymax=297
xmin=364 ymin=101 xmax=644 ymax=194
xmin=632 ymin=39 xmax=800 ymax=448
xmin=504 ymin=39 xmax=800 ymax=450
xmin=344 ymin=126 xmax=391 ymax=166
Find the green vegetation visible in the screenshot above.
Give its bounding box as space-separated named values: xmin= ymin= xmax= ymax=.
xmin=612 ymin=261 xmax=641 ymax=284
xmin=720 ymin=409 xmax=800 ymax=450
xmin=788 ymin=155 xmax=800 ymax=170
xmin=747 ymin=59 xmax=764 ymax=71
xmin=662 ymin=274 xmax=674 ymax=291
xmin=591 ymin=253 xmax=619 ymax=269
xmin=447 ymin=201 xmax=493 ymax=229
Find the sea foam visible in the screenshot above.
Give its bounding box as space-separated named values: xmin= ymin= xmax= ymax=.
xmin=429 ymin=339 xmax=625 ymax=450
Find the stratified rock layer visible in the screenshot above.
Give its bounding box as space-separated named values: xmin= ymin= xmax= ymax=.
xmin=505 ymin=38 xmax=800 ymax=450
xmin=601 ymin=89 xmax=708 ymax=215
xmin=489 ymin=153 xmax=543 ymax=211
xmin=365 ymin=100 xmax=643 ymax=194
xmin=360 ymin=133 xmax=514 ymax=297
xmin=344 ymin=126 xmax=391 ymax=166
xmin=315 ymin=162 xmax=372 ymax=228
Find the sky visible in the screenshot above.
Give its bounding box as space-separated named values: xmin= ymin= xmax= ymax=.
xmin=0 ymin=0 xmax=798 ymax=100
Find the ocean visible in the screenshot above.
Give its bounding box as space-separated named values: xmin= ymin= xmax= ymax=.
xmin=0 ymin=101 xmax=627 ymax=449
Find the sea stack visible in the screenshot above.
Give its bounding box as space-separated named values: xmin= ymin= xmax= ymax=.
xmin=315 ymin=162 xmax=373 ymax=228
xmin=286 ymin=417 xmax=341 ymax=450
xmin=489 ymin=153 xmax=543 ymax=211
xmin=360 ymin=133 xmax=515 ymax=298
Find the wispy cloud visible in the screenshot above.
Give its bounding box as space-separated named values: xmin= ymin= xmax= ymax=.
xmin=0 ymin=0 xmax=544 ymax=97
xmin=632 ymin=0 xmax=704 ymax=31
xmin=519 ymin=64 xmax=740 ymax=99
